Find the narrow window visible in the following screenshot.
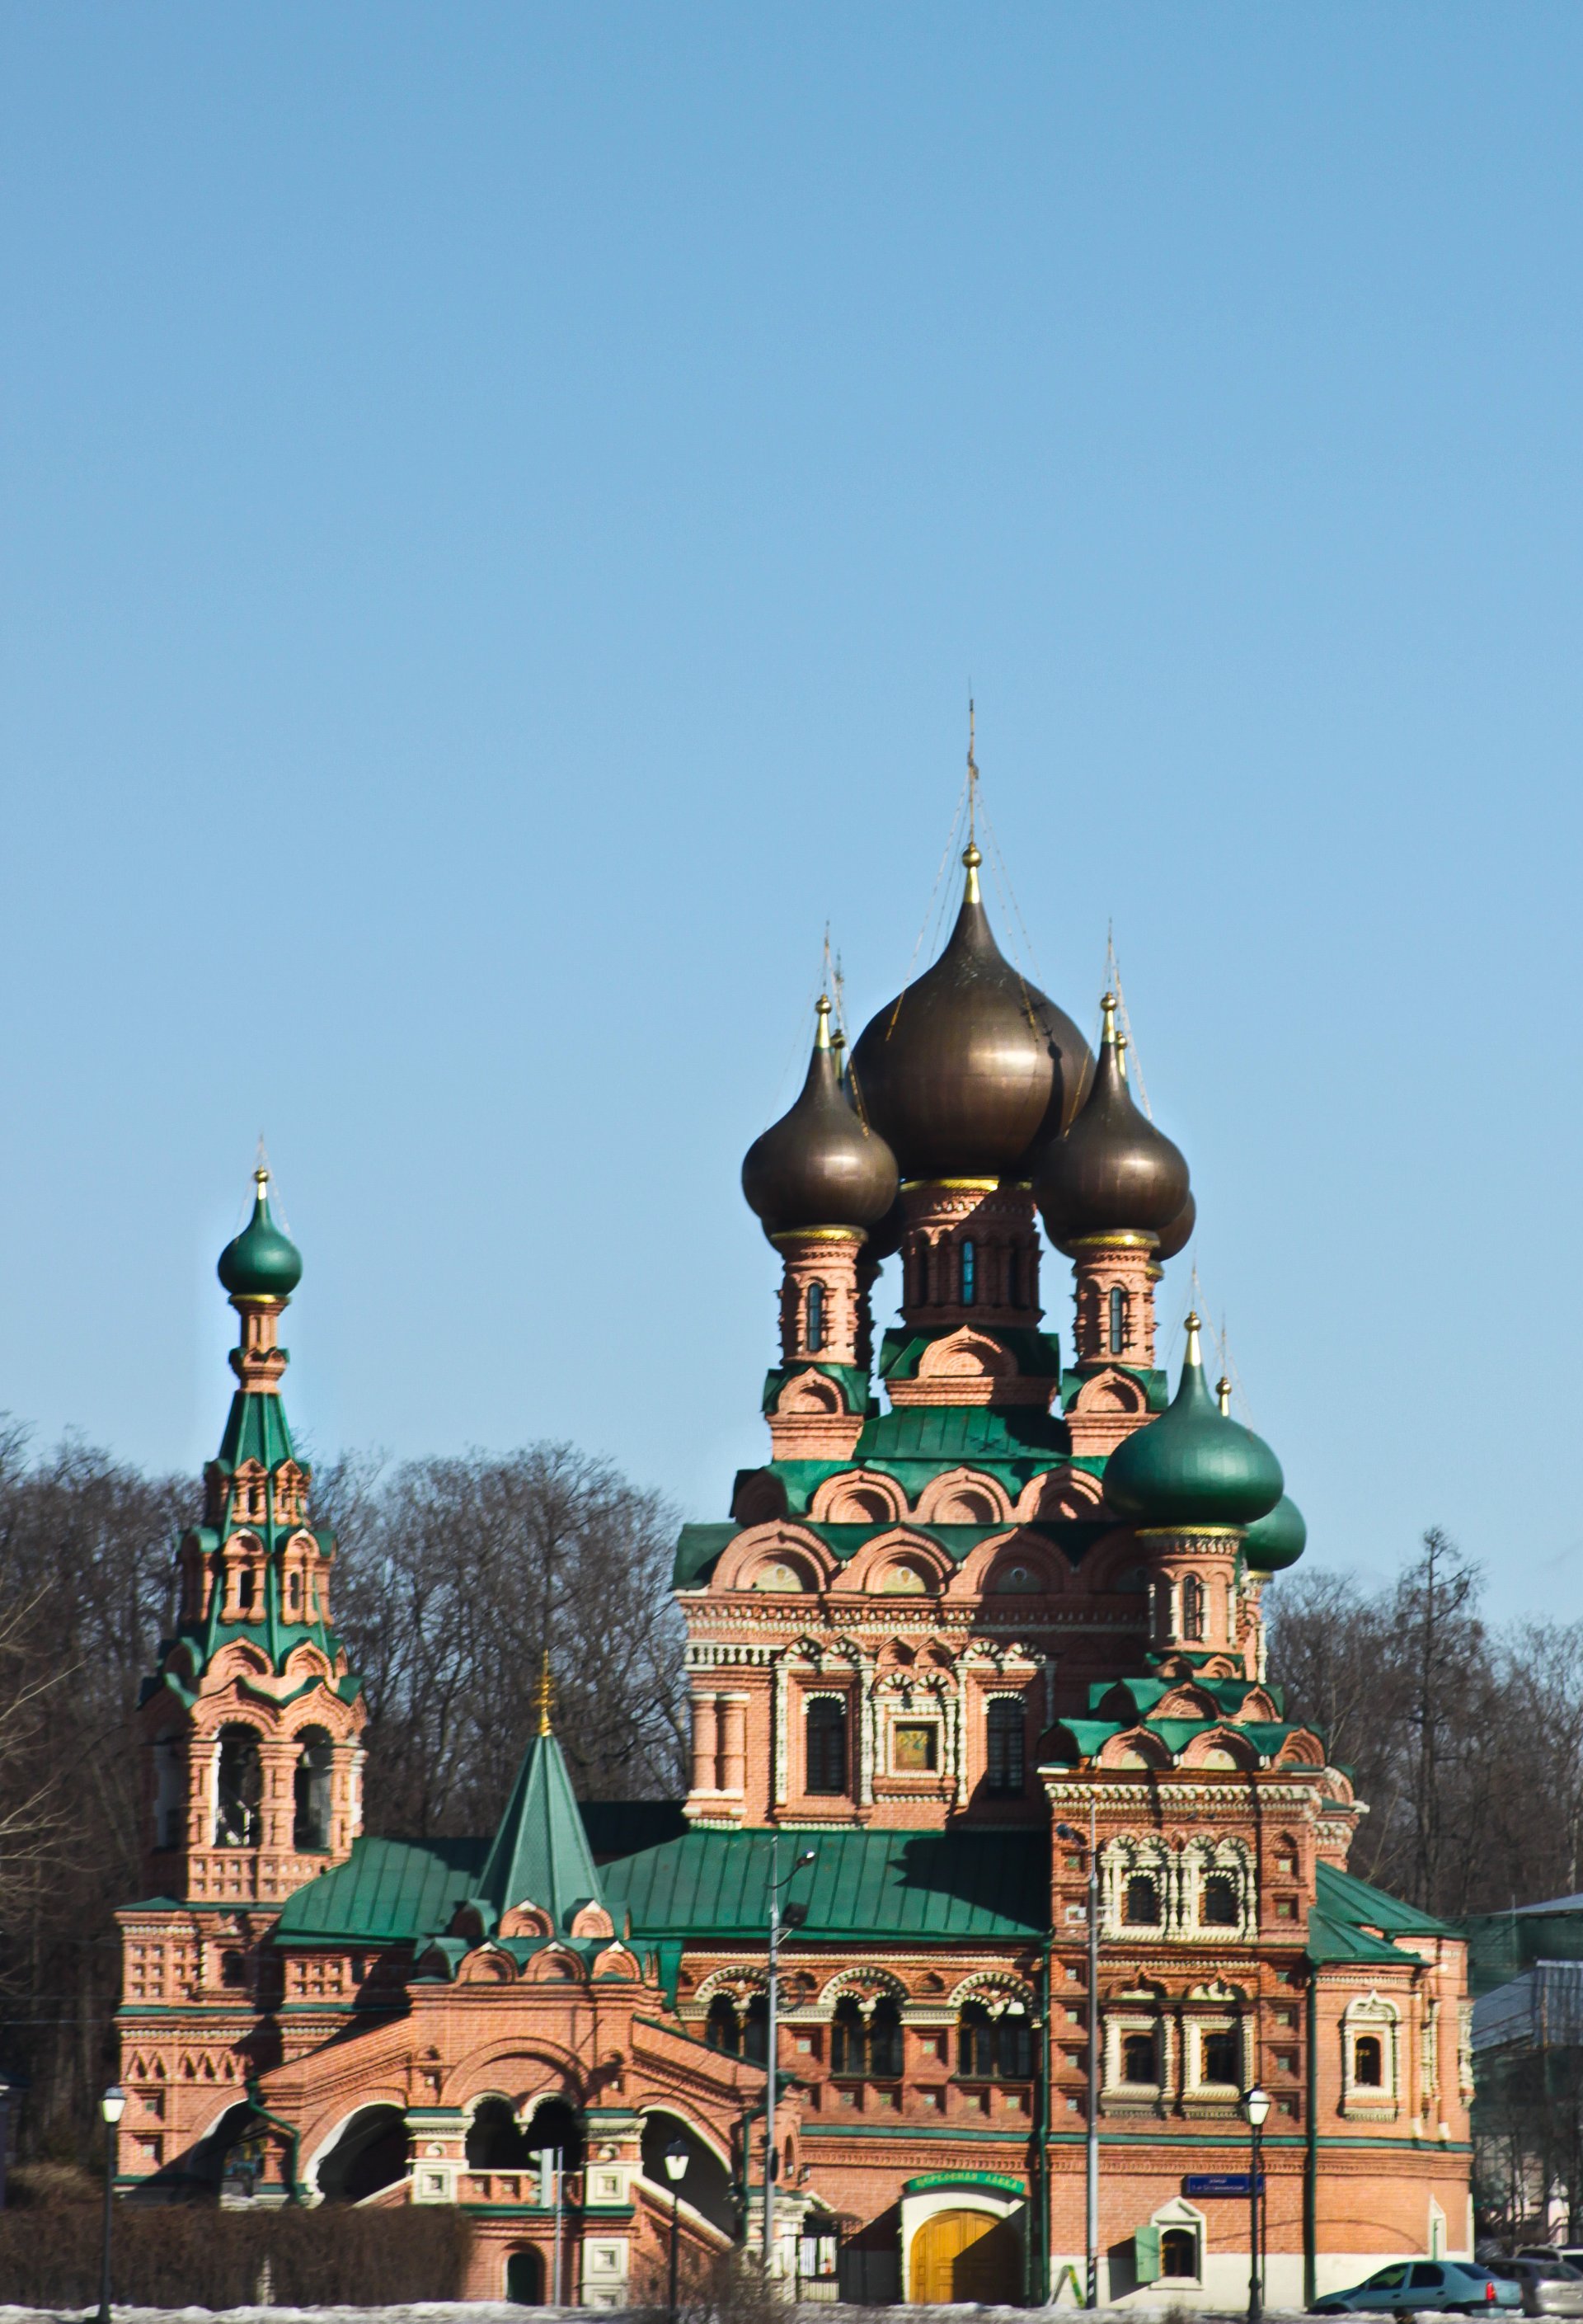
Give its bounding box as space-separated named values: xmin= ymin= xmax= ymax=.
xmin=705 ymin=1996 xmax=740 ymax=2054
xmin=219 ymin=1949 xmax=247 ymax=1990
xmin=832 ymin=1997 xmax=867 ymax=2078
xmin=1354 ymin=2033 xmax=1384 ymax=2087
xmin=1202 ymin=1872 xmax=1239 ymax=1926
xmin=214 ymin=1726 xmax=262 ymax=1848
xmin=1109 ymin=1285 xmax=1127 ymax=1353
xmin=293 ymin=1728 xmax=335 ymax=1851
xmin=1181 ymin=1574 xmax=1205 ymax=1642
xmin=996 ymin=2011 xmax=1032 ymax=2080
xmin=867 ymin=1998 xmax=902 ymax=2079
xmin=237 ymin=1566 xmax=256 ymax=1616
xmin=958 ymin=2001 xmax=994 ymax=2079
xmin=985 ymin=1700 xmax=1025 ymax=1796
xmin=1200 ymin=2028 xmax=1240 ymax=2085
xmin=1125 ymin=1875 xmax=1162 ymax=1927
xmin=153 ymin=1731 xmax=183 ymax=1852
xmin=742 ymin=1993 xmax=769 ymax=2066
xmin=1122 ymin=2029 xmax=1159 ymax=2083
xmin=806 ymin=1280 xmax=826 ymax=1353
xmin=806 ymin=1697 xmax=848 ymax=1796
xmin=960 ymin=1239 xmax=976 ymax=1305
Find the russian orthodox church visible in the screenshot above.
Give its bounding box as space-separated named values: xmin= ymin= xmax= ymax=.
xmin=116 ymin=815 xmax=1473 ymax=2307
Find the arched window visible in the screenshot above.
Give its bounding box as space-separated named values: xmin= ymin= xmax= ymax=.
xmin=1200 ymin=2027 xmax=1240 ymax=2085
xmin=985 ymin=1701 xmax=1025 ymax=1796
xmin=1354 ymin=2033 xmax=1383 ymax=2087
xmin=867 ymin=1998 xmax=902 ymax=2079
xmin=740 ymin=1992 xmax=768 ymax=2066
xmin=1162 ymin=2228 xmax=1198 ymax=2279
xmin=958 ymin=2001 xmax=995 ymax=2078
xmin=806 ymin=1280 xmax=826 ymax=1353
xmin=1122 ymin=2029 xmax=1159 ymax=2083
xmin=467 ymin=2097 xmax=533 ymax=2170
xmin=806 ymin=1697 xmax=848 ymax=1795
xmin=1109 ymin=1285 xmax=1127 ymax=1354
xmin=1181 ymin=1574 xmax=1205 ymax=1642
xmin=237 ymin=1565 xmax=256 ymax=1616
xmin=997 ymin=2009 xmax=1033 ymax=2080
xmin=214 ymin=1725 xmax=262 ymax=1848
xmin=293 ymin=1728 xmax=334 ymax=1851
xmin=1125 ymin=1874 xmax=1162 ymax=1927
xmin=153 ymin=1730 xmax=184 ymax=1853
xmin=960 ymin=1239 xmax=976 ymax=1305
xmin=1202 ymin=1872 xmax=1239 ymax=1926
xmin=831 ymin=1997 xmax=867 ymax=2078
xmin=705 ymin=1996 xmax=741 ymax=2055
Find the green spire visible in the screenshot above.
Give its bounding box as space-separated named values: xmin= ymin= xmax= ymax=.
xmin=218 ymin=1168 xmax=303 ymax=1300
xmin=477 ymin=1685 xmax=604 ymax=1936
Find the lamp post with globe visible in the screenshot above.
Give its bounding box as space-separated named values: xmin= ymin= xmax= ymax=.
xmin=1242 ymin=2084 xmax=1271 ymax=2324
xmin=663 ymin=2138 xmax=689 ymax=2324
xmin=96 ymin=2085 xmax=126 ymax=2324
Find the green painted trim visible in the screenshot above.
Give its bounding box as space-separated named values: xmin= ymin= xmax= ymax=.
xmin=801 ymin=2124 xmax=1029 ymax=2141
xmin=904 ymin=2170 xmax=1026 ymax=2195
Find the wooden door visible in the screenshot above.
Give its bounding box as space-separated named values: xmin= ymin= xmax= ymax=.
xmin=909 ymin=2208 xmax=1022 ymax=2303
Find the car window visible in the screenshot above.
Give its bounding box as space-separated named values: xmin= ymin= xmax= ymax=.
xmin=1486 ymin=2265 xmax=1519 ymax=2281
xmin=1410 ymin=2266 xmax=1445 ymax=2289
xmin=1557 ymin=2265 xmax=1583 ymax=2281
xmin=1367 ymin=2267 xmax=1409 ymax=2290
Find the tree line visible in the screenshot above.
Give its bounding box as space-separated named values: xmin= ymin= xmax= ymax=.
xmin=0 ymin=1424 xmax=683 ymax=2159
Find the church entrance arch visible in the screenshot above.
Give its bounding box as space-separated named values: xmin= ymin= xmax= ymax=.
xmin=505 ymin=2248 xmax=544 ymax=2303
xmin=641 ymin=2110 xmax=735 ymax=2237
xmin=908 ymin=2207 xmax=1022 ymax=2304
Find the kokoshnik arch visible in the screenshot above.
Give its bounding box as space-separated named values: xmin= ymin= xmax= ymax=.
xmin=115 ymin=819 xmax=1472 ymax=2306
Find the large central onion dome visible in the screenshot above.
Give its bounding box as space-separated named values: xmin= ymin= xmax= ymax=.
xmin=1034 ymin=993 xmax=1191 ymax=1247
xmin=850 ymin=846 xmax=1092 ymax=1181
xmin=742 ymin=997 xmax=900 ymax=1241
xmin=218 ymin=1168 xmax=303 ymax=1299
xmin=1104 ymin=1315 xmax=1283 ymax=1527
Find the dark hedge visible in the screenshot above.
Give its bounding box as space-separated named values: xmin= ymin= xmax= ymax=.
xmin=0 ymin=2202 xmax=473 ymax=2306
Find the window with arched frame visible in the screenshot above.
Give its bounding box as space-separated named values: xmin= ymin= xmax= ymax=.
xmin=985 ymin=1700 xmax=1026 ymax=1796
xmin=1125 ymin=1874 xmax=1163 ymax=1927
xmin=832 ymin=1995 xmax=901 ymax=2079
xmin=805 ymin=1696 xmax=848 ymax=1796
xmin=1181 ymin=1574 xmax=1205 ymax=1642
xmin=960 ymin=1240 xmax=976 ymax=1305
xmin=957 ymin=2000 xmax=1032 ymax=2081
xmin=293 ymin=1728 xmax=334 ymax=1851
xmin=1354 ymin=2033 xmax=1383 ymax=2087
xmin=214 ymin=1725 xmax=262 ymax=1848
xmin=1122 ymin=2028 xmax=1159 ymax=2084
xmin=1109 ymin=1285 xmax=1127 ymax=1354
xmin=1200 ymin=1871 xmax=1239 ymax=1927
xmin=806 ymin=1281 xmax=826 ymax=1353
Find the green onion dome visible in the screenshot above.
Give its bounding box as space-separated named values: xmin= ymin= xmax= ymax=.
xmin=1103 ymin=1315 xmax=1283 ymax=1527
xmin=850 ymin=846 xmax=1092 ymax=1182
xmin=742 ymin=998 xmax=900 ymax=1243
xmin=1033 ymin=995 xmax=1190 ymax=1247
xmin=218 ymin=1169 xmax=303 ymax=1299
xmin=1152 ymin=1188 xmax=1196 ymax=1264
xmin=1242 ymin=1493 xmax=1308 ymax=1575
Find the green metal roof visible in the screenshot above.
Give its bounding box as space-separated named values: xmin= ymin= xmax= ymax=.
xmin=1313 ymin=1861 xmax=1458 ymax=1940
xmin=1305 ymin=1908 xmax=1412 ymax=1967
xmin=477 ymin=1730 xmax=604 ymax=1934
xmin=854 ymin=1402 xmax=1069 ymax=1468
xmin=274 ymin=1836 xmax=488 ymax=1943
xmin=580 ymin=1800 xmax=689 ymax=1860
xmin=214 ymin=1388 xmax=297 ymax=1474
xmin=600 ymin=1826 xmax=1047 ymax=1941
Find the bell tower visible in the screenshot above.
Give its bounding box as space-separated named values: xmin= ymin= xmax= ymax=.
xmin=138 ymin=1169 xmax=366 ymax=1906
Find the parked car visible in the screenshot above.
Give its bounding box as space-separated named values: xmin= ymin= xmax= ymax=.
xmin=1485 ymin=2260 xmax=1583 ymax=2317
xmin=1313 ymin=2260 xmax=1524 ymax=2313
xmin=1521 ymin=2253 xmax=1583 ymax=2279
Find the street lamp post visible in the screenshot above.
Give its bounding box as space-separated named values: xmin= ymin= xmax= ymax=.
xmin=1242 ymin=2085 xmax=1271 ymax=2324
xmin=664 ymin=2138 xmax=689 ymax=2324
xmin=96 ymin=2085 xmax=126 ymax=2324
xmin=1056 ymin=1817 xmax=1100 ymax=2308
xmin=763 ymin=1842 xmax=816 ymax=2278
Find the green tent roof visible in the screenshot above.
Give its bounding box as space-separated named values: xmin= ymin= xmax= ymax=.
xmin=477 ymin=1729 xmax=604 ymax=1934
xmin=601 ymin=1826 xmax=1047 ymax=1941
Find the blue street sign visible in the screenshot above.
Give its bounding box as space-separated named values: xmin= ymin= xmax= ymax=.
xmin=1183 ymin=2172 xmax=1266 ymax=2197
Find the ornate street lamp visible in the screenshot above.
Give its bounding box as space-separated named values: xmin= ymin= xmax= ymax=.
xmin=1242 ymin=2083 xmax=1271 ymax=2324
xmin=96 ymin=2085 xmax=126 ymax=2324
xmin=664 ymin=2138 xmax=689 ymax=2324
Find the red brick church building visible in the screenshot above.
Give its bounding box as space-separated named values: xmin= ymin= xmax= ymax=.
xmin=116 ymin=822 xmax=1472 ymax=2304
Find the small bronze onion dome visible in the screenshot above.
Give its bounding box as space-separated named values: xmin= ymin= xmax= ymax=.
xmin=1153 ymin=1188 xmax=1196 ymax=1264
xmin=1103 ymin=1314 xmax=1284 ymax=1527
xmin=1242 ymin=1492 xmax=1308 ymax=1575
xmin=1033 ymin=995 xmax=1190 ymax=1248
xmin=742 ymin=997 xmax=900 ymax=1243
xmin=849 ymin=845 xmax=1092 ymax=1181
xmin=218 ymin=1167 xmax=303 ymax=1299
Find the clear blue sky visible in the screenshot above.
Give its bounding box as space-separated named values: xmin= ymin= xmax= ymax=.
xmin=4 ymin=4 xmax=1581 ymax=1621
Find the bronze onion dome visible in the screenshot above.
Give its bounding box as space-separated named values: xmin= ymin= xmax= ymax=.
xmin=849 ymin=847 xmax=1092 ymax=1182
xmin=742 ymin=998 xmax=900 ymax=1243
xmin=1153 ymin=1188 xmax=1196 ymax=1263
xmin=1033 ymin=994 xmax=1191 ymax=1246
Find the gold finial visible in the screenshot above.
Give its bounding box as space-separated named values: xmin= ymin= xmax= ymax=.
xmin=534 ymin=1652 xmax=554 ymax=1737
xmin=815 ymin=993 xmax=832 ymax=1049
xmin=1216 ymin=1376 xmax=1232 ymax=1416
xmin=1100 ymin=990 xmax=1117 ymax=1046
xmin=254 ymin=1166 xmax=270 ymax=1196
xmin=1183 ymin=1311 xmax=1203 ymax=1367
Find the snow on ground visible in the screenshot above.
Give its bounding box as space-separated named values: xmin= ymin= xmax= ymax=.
xmin=0 ymin=2308 xmax=1331 ymax=2323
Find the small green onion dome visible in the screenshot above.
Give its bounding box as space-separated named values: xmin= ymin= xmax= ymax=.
xmin=1034 ymin=995 xmax=1191 ymax=1248
xmin=1103 ymin=1315 xmax=1284 ymax=1527
xmin=742 ymin=999 xmax=900 ymax=1243
xmin=1242 ymin=1493 xmax=1308 ymax=1575
xmin=218 ymin=1169 xmax=303 ymax=1299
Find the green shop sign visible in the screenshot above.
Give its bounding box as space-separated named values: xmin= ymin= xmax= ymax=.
xmin=902 ymin=2171 xmax=1026 ymax=2197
